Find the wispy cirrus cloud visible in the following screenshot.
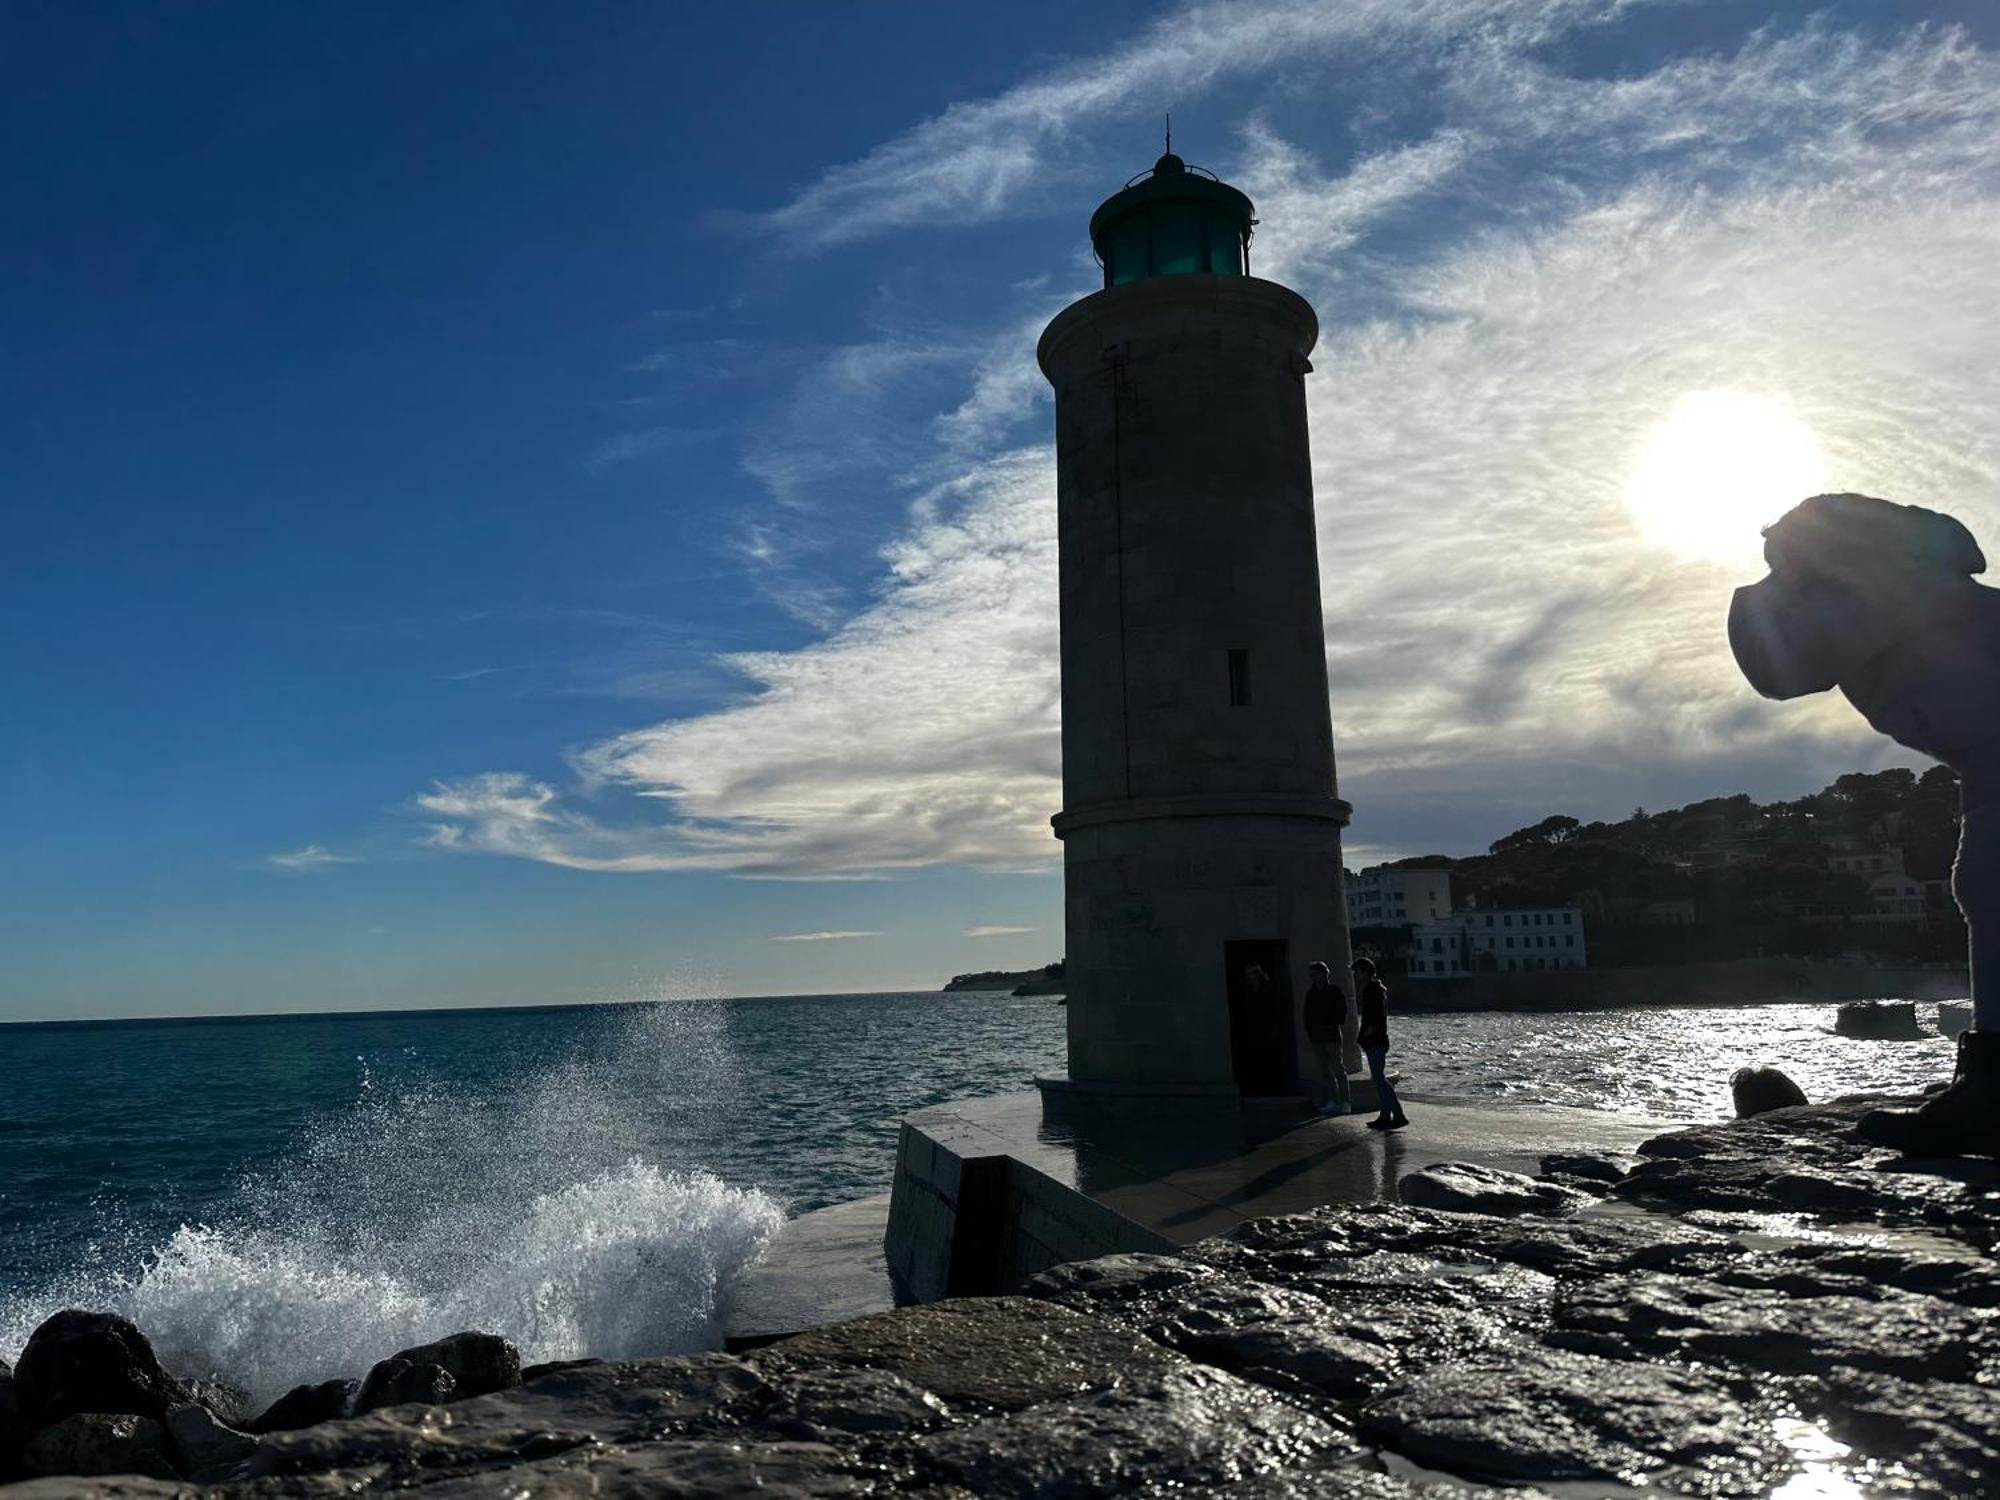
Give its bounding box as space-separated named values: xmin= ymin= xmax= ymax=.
xmin=420 ymin=4 xmax=2000 ymax=877
xmin=268 ymin=843 xmax=356 ymax=872
xmin=769 ymin=930 xmax=882 ymax=943
xmin=965 ymin=925 xmax=1037 ymax=938
xmin=759 ymin=0 xmax=1650 ymax=250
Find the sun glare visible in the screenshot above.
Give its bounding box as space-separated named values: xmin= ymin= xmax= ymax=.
xmin=1625 ymin=390 xmax=1826 ymax=561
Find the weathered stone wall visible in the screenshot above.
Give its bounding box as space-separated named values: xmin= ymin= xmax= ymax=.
xmin=1059 ymin=812 xmax=1350 ymax=1087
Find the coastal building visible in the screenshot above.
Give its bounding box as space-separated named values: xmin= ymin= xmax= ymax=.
xmin=1864 ymin=871 xmax=1926 ymax=923
xmin=1829 ymin=846 xmax=1906 ymax=879
xmin=1404 ymin=905 xmax=1588 ymax=978
xmin=1037 ymin=150 xmax=1355 ymax=1100
xmin=1346 ymin=865 xmax=1453 ymax=928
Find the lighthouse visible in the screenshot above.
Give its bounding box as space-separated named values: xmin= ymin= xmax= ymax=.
xmin=1039 ymin=151 xmax=1356 ymax=1102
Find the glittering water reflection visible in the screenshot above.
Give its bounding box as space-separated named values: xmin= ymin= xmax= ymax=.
xmin=1396 ymin=1001 xmax=1956 ymax=1122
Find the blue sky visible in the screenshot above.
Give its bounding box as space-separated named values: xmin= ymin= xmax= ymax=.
xmin=6 ymin=0 xmax=1998 ymax=1021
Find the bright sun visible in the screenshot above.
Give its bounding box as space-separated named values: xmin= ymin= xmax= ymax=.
xmin=1625 ymin=390 xmax=1826 ymax=561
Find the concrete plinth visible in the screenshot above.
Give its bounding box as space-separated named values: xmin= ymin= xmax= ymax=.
xmin=885 ymin=1090 xmax=1662 ymax=1303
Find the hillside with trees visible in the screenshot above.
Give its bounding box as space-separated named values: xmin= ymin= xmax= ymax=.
xmin=1360 ymin=767 xmax=1965 ymax=968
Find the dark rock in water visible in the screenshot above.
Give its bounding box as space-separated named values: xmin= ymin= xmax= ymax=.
xmin=1537 ymin=1151 xmax=1632 ymax=1183
xmin=1731 ymin=1064 xmax=1810 ymax=1117
xmin=178 ymin=1374 xmax=254 ymax=1429
xmin=1397 ymin=1161 xmax=1594 ymax=1217
xmin=1836 ymin=999 xmax=1924 ymax=1039
xmin=247 ymin=1376 xmax=357 ymax=1434
xmin=22 ymin=1413 xmax=179 ymax=1480
xmin=11 ymin=1311 xmax=188 ymax=1427
xmin=376 ymin=1330 xmax=521 ymax=1401
xmin=351 ymin=1355 xmax=455 ymax=1416
xmin=161 ymin=1401 xmax=258 ymax=1480
xmin=1360 ymin=1343 xmax=1790 ymax=1492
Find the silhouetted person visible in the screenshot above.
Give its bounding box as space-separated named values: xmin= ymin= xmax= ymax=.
xmin=1351 ymin=956 xmax=1407 ymax=1130
xmin=1731 ymin=493 xmax=1998 ymax=1156
xmin=1302 ymin=960 xmax=1351 ymax=1116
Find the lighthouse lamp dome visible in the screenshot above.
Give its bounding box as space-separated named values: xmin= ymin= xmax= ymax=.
xmin=1087 ymin=152 xmax=1256 ymax=289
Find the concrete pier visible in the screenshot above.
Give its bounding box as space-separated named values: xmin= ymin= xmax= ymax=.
xmin=885 ymin=1092 xmax=1662 ymax=1302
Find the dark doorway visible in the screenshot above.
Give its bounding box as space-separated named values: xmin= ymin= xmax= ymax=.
xmin=1224 ymin=939 xmax=1293 ymax=1098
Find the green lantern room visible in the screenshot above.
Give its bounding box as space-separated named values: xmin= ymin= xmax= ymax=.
xmin=1087 ymin=152 xmax=1256 ymax=288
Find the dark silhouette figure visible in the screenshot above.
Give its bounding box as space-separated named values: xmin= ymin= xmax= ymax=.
xmin=1351 ymin=957 xmax=1407 ymax=1130
xmin=1730 ymin=493 xmax=1997 ymax=1156
xmin=1302 ymin=961 xmax=1352 ymax=1116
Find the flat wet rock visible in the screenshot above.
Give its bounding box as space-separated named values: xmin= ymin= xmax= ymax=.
xmin=1397 ymin=1162 xmax=1596 ymax=1217
xmin=1360 ymin=1343 xmax=1790 ymax=1494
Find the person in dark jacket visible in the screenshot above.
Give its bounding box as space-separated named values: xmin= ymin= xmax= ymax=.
xmin=1301 ymin=961 xmax=1351 ymax=1116
xmin=1351 ymin=957 xmax=1407 ymax=1130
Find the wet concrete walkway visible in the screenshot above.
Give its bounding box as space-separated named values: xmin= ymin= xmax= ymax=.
xmin=924 ymin=1089 xmax=1667 ymax=1245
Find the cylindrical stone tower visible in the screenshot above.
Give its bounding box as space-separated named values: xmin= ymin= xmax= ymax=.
xmin=1039 ymin=152 xmax=1355 ymax=1101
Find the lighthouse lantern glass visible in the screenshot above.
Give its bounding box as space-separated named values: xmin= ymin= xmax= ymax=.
xmin=1089 ymin=156 xmax=1254 ymax=289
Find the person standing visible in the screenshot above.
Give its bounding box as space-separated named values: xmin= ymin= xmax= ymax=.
xmin=1302 ymin=961 xmax=1352 ymax=1116
xmin=1351 ymin=957 xmax=1408 ymax=1130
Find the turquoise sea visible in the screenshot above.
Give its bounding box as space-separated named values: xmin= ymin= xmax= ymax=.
xmin=0 ymin=991 xmax=1955 ymax=1403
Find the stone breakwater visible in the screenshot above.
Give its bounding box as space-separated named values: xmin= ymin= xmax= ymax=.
xmin=3 ymin=1092 xmax=1996 ymax=1497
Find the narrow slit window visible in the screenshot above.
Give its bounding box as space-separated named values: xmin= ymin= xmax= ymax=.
xmin=1227 ymin=649 xmax=1252 ymax=706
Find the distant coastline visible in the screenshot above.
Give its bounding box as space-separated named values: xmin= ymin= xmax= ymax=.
xmin=941 ymin=963 xmax=1066 ymax=996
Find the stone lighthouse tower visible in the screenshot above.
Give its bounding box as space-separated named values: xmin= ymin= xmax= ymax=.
xmin=1039 ymin=151 xmax=1355 ymax=1102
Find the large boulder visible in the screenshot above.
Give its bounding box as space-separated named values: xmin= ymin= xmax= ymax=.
xmin=378 ymin=1331 xmax=520 ymax=1401
xmin=351 ymin=1357 xmax=454 ymax=1416
xmin=1836 ymin=1001 xmax=1923 ymax=1039
xmin=10 ymin=1311 xmax=187 ymax=1427
xmin=247 ymin=1377 xmax=357 ymax=1434
xmin=163 ymin=1402 xmax=259 ymax=1480
xmin=1731 ymin=1066 xmax=1810 ymax=1117
xmin=21 ymin=1412 xmax=179 ymax=1481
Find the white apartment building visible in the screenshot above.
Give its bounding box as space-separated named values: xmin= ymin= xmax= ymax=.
xmin=1346 ymin=866 xmax=1453 ymax=928
xmin=1405 ymin=905 xmax=1588 ymax=978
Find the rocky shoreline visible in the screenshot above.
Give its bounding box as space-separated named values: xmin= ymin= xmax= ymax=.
xmin=4 ymin=1090 xmax=1995 ymax=1496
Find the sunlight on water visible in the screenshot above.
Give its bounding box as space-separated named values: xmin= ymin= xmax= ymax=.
xmin=1397 ymin=1002 xmax=1956 ymax=1121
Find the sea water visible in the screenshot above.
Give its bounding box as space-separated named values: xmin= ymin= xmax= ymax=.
xmin=0 ymin=992 xmax=1956 ymax=1402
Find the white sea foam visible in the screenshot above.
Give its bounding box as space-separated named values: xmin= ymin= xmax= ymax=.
xmin=1 ymin=999 xmax=786 ymax=1403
